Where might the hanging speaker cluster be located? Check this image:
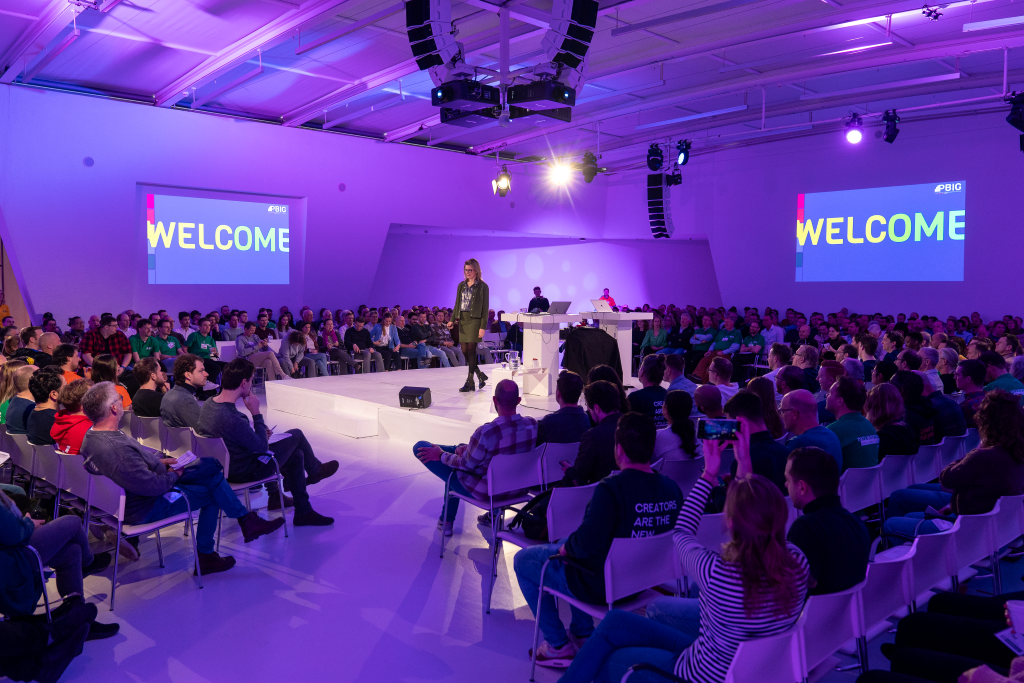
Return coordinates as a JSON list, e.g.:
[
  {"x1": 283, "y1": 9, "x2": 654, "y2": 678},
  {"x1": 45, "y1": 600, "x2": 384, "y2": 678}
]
[
  {"x1": 406, "y1": 0, "x2": 464, "y2": 86},
  {"x1": 648, "y1": 174, "x2": 674, "y2": 239},
  {"x1": 541, "y1": 0, "x2": 599, "y2": 89}
]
